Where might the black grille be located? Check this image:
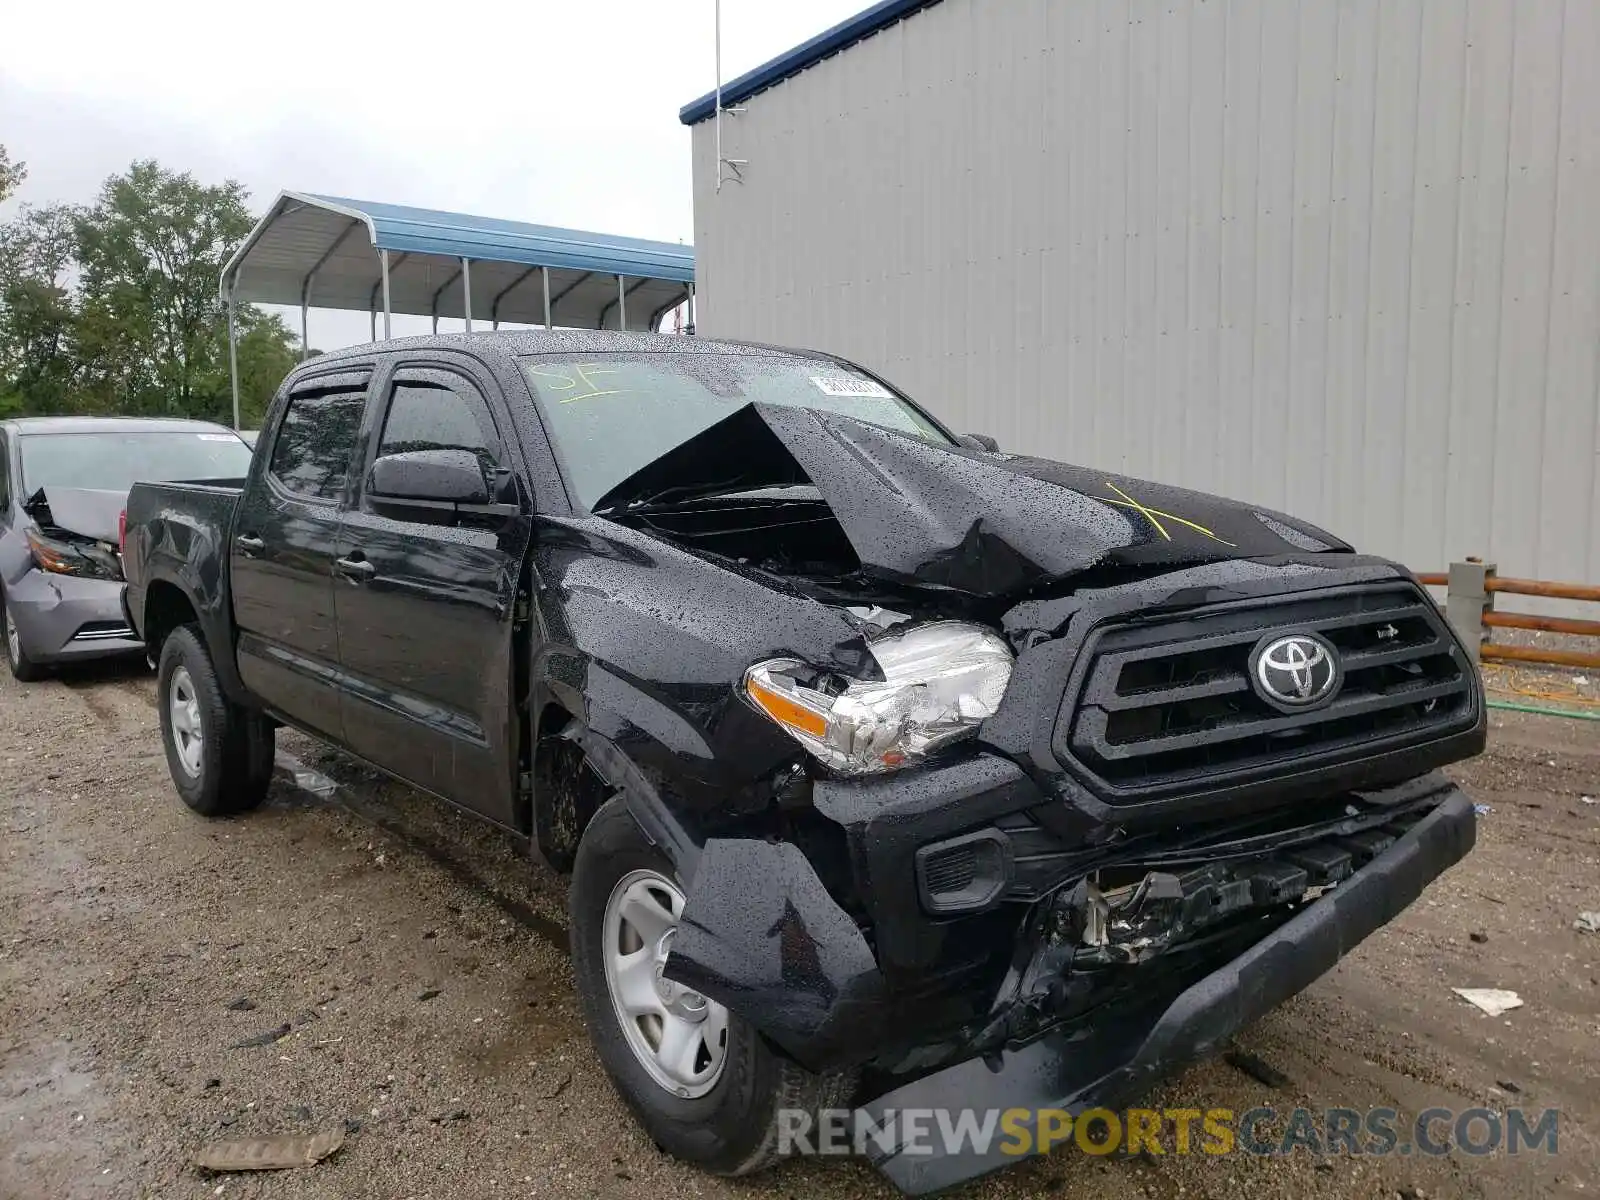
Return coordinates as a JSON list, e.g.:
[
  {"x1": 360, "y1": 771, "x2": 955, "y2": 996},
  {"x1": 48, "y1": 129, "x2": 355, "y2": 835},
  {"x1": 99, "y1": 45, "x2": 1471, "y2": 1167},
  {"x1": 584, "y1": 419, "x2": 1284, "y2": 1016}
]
[{"x1": 1057, "y1": 583, "x2": 1476, "y2": 801}]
